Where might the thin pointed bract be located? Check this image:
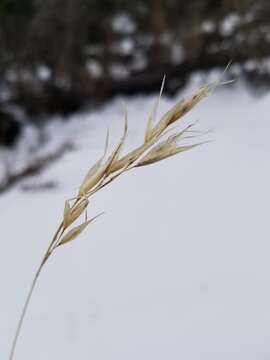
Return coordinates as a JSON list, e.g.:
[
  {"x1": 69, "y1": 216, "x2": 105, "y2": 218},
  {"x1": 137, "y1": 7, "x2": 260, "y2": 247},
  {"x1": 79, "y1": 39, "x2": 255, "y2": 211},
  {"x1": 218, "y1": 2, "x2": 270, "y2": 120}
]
[
  {"x1": 137, "y1": 143, "x2": 204, "y2": 167},
  {"x1": 78, "y1": 132, "x2": 110, "y2": 196},
  {"x1": 106, "y1": 107, "x2": 128, "y2": 173},
  {"x1": 145, "y1": 74, "x2": 166, "y2": 143},
  {"x1": 65, "y1": 198, "x2": 89, "y2": 229},
  {"x1": 63, "y1": 200, "x2": 71, "y2": 228}
]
